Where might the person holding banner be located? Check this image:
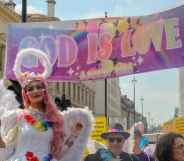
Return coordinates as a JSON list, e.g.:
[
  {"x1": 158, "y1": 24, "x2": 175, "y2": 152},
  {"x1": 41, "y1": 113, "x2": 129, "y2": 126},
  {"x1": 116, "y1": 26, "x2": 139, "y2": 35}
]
[
  {"x1": 0, "y1": 48, "x2": 94, "y2": 161},
  {"x1": 84, "y1": 123, "x2": 139, "y2": 161}
]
